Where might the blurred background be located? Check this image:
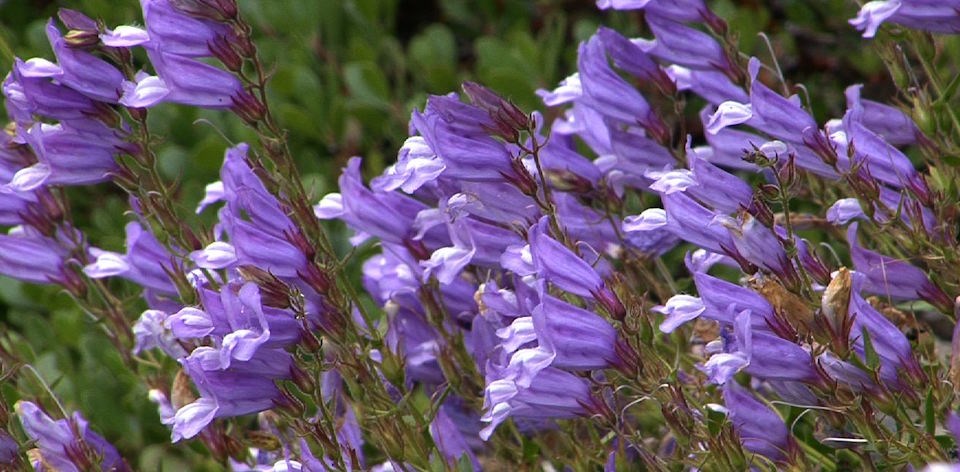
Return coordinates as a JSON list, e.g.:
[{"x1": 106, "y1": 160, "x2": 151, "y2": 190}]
[{"x1": 0, "y1": 0, "x2": 889, "y2": 468}]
